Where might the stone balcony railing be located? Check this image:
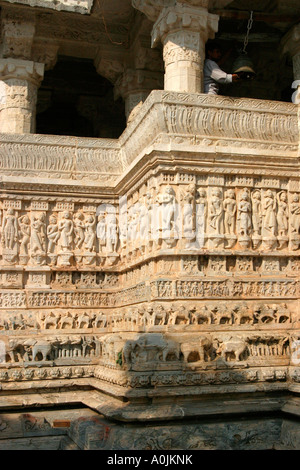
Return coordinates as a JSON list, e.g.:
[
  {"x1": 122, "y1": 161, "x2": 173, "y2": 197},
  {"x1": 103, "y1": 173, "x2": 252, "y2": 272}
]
[
  {"x1": 0, "y1": 91, "x2": 298, "y2": 191},
  {"x1": 1, "y1": 0, "x2": 94, "y2": 14}
]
